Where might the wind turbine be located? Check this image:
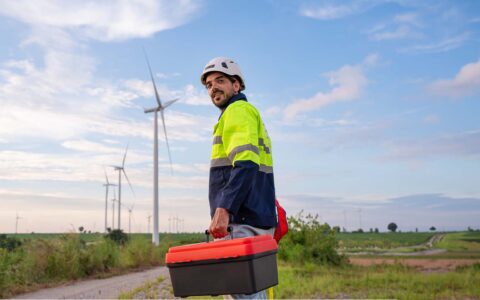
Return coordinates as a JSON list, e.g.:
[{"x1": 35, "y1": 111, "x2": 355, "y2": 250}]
[
  {"x1": 147, "y1": 215, "x2": 152, "y2": 234},
  {"x1": 103, "y1": 170, "x2": 116, "y2": 233},
  {"x1": 357, "y1": 208, "x2": 363, "y2": 230},
  {"x1": 127, "y1": 204, "x2": 134, "y2": 234},
  {"x1": 143, "y1": 51, "x2": 178, "y2": 246},
  {"x1": 111, "y1": 189, "x2": 117, "y2": 230},
  {"x1": 111, "y1": 145, "x2": 135, "y2": 231},
  {"x1": 15, "y1": 212, "x2": 21, "y2": 234}
]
